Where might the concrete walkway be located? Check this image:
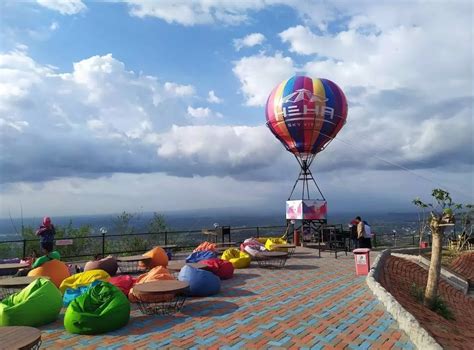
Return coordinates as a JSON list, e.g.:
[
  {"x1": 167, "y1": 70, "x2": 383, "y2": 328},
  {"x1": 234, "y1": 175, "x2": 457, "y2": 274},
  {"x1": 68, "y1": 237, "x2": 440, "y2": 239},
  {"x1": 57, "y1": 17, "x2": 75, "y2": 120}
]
[{"x1": 40, "y1": 248, "x2": 414, "y2": 349}]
